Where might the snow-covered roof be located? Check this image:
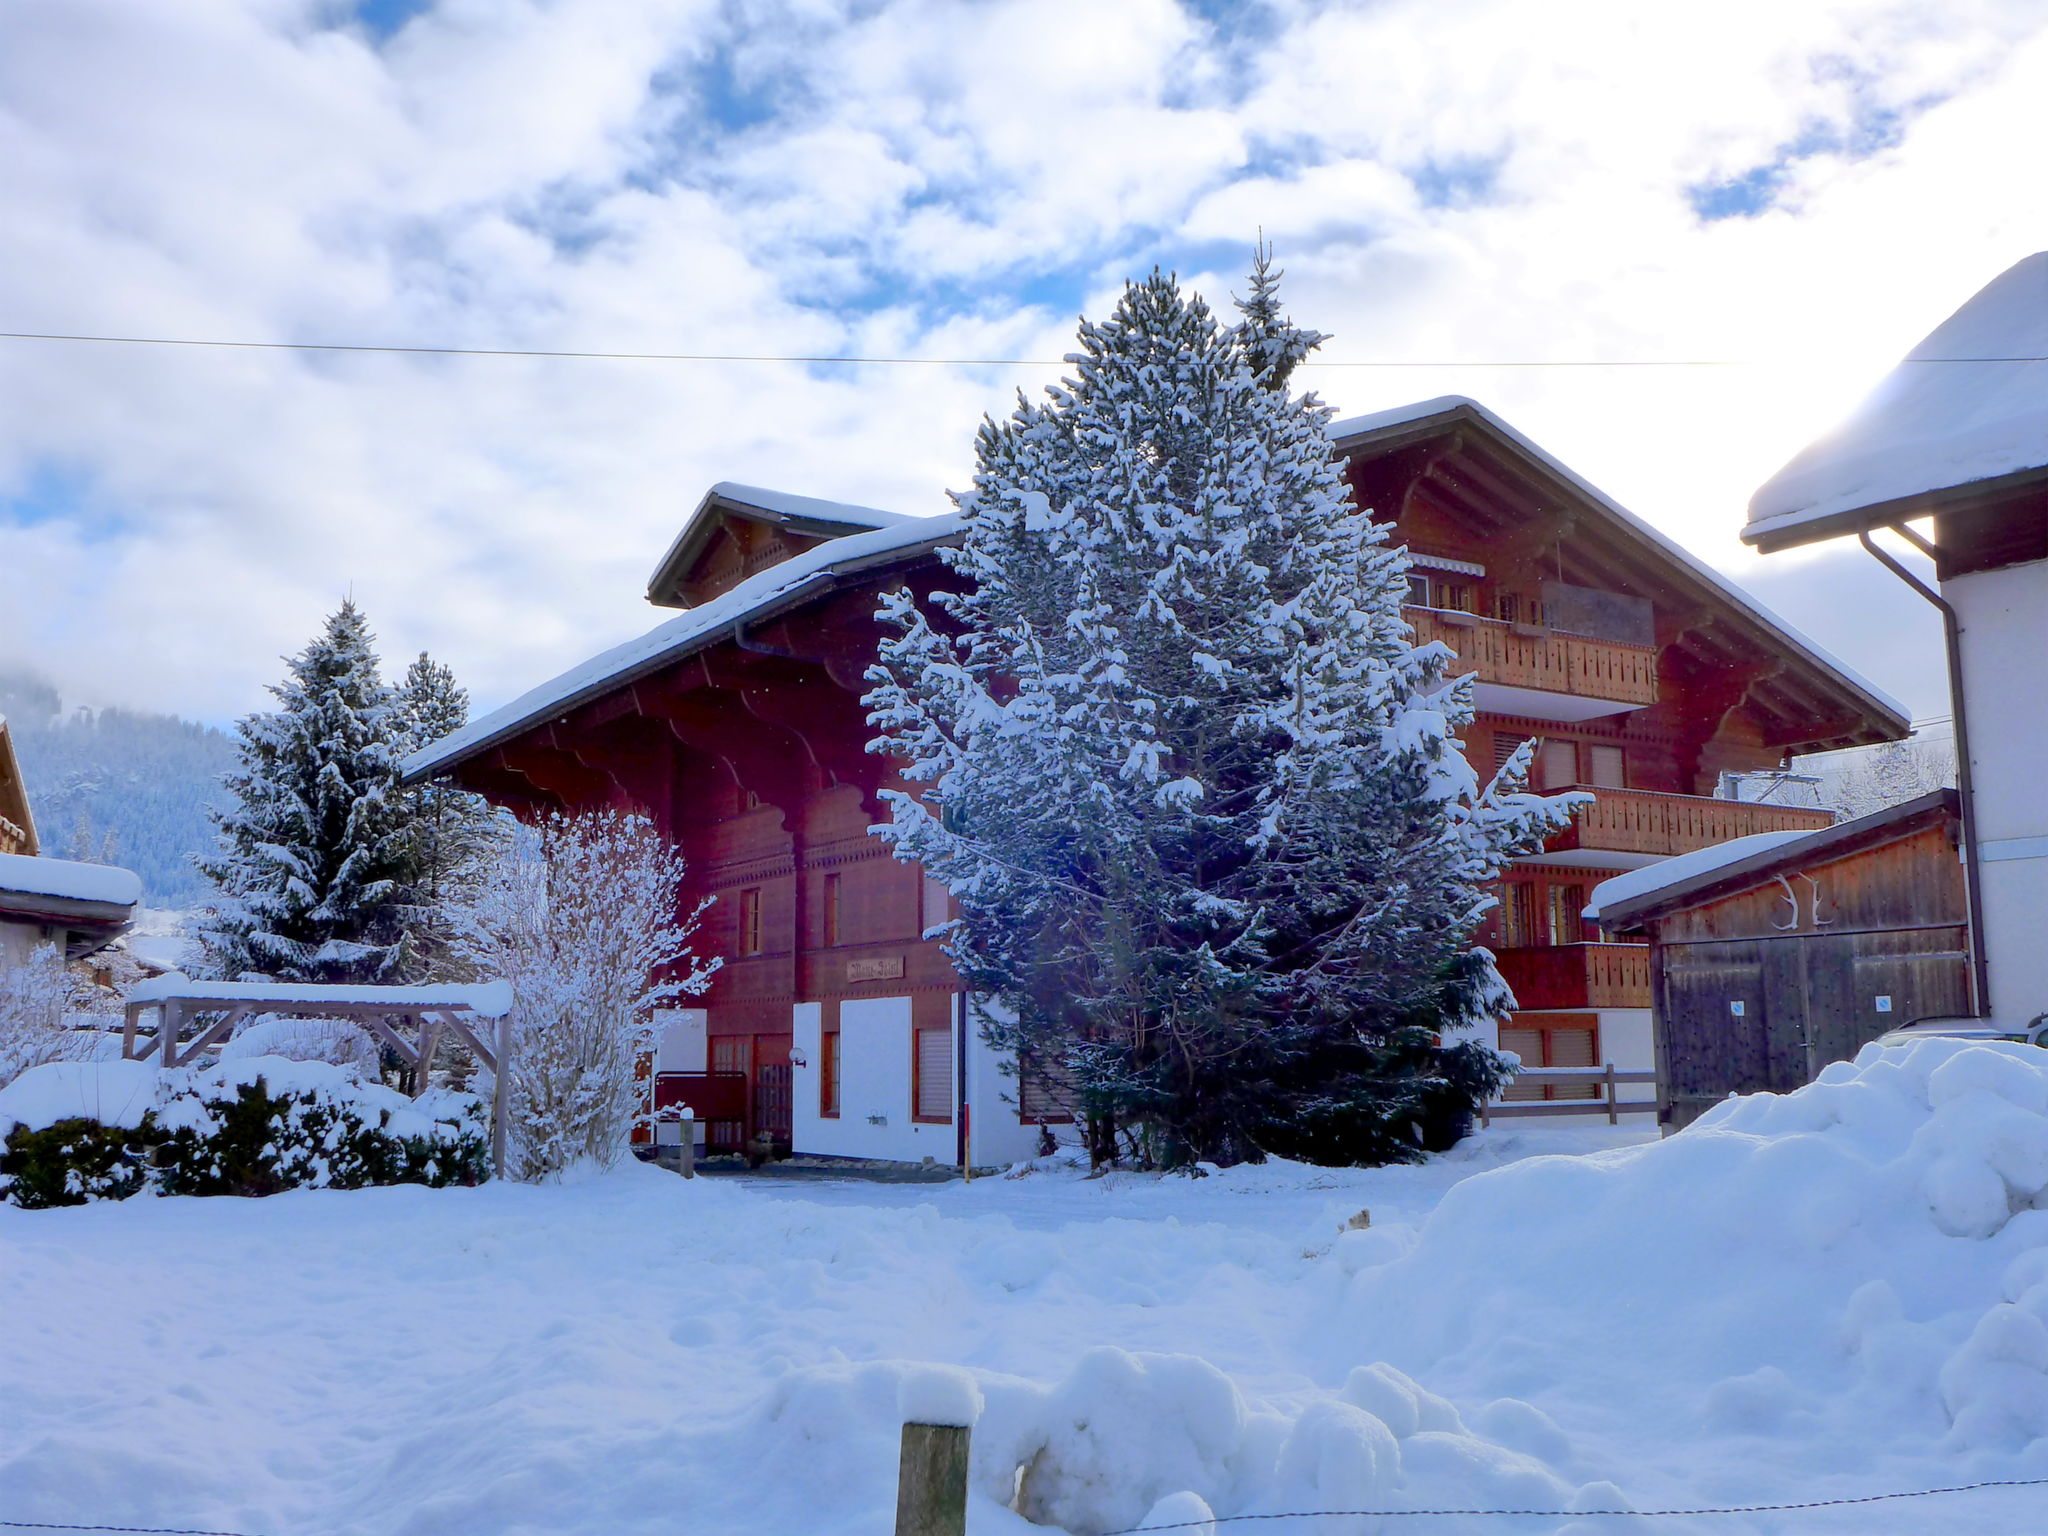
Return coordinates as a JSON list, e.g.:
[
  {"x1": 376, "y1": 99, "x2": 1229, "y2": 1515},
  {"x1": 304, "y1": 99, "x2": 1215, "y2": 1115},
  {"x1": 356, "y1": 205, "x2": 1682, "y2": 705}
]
[
  {"x1": 1330, "y1": 396, "x2": 1909, "y2": 734},
  {"x1": 406, "y1": 512, "x2": 963, "y2": 782},
  {"x1": 1585, "y1": 787, "x2": 1959, "y2": 930},
  {"x1": 645, "y1": 481, "x2": 915, "y2": 607},
  {"x1": 127, "y1": 972, "x2": 514, "y2": 1018},
  {"x1": 1582, "y1": 832, "x2": 1810, "y2": 925},
  {"x1": 705, "y1": 483, "x2": 909, "y2": 531},
  {"x1": 1746, "y1": 252, "x2": 2048, "y2": 551},
  {"x1": 0, "y1": 850, "x2": 143, "y2": 911}
]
